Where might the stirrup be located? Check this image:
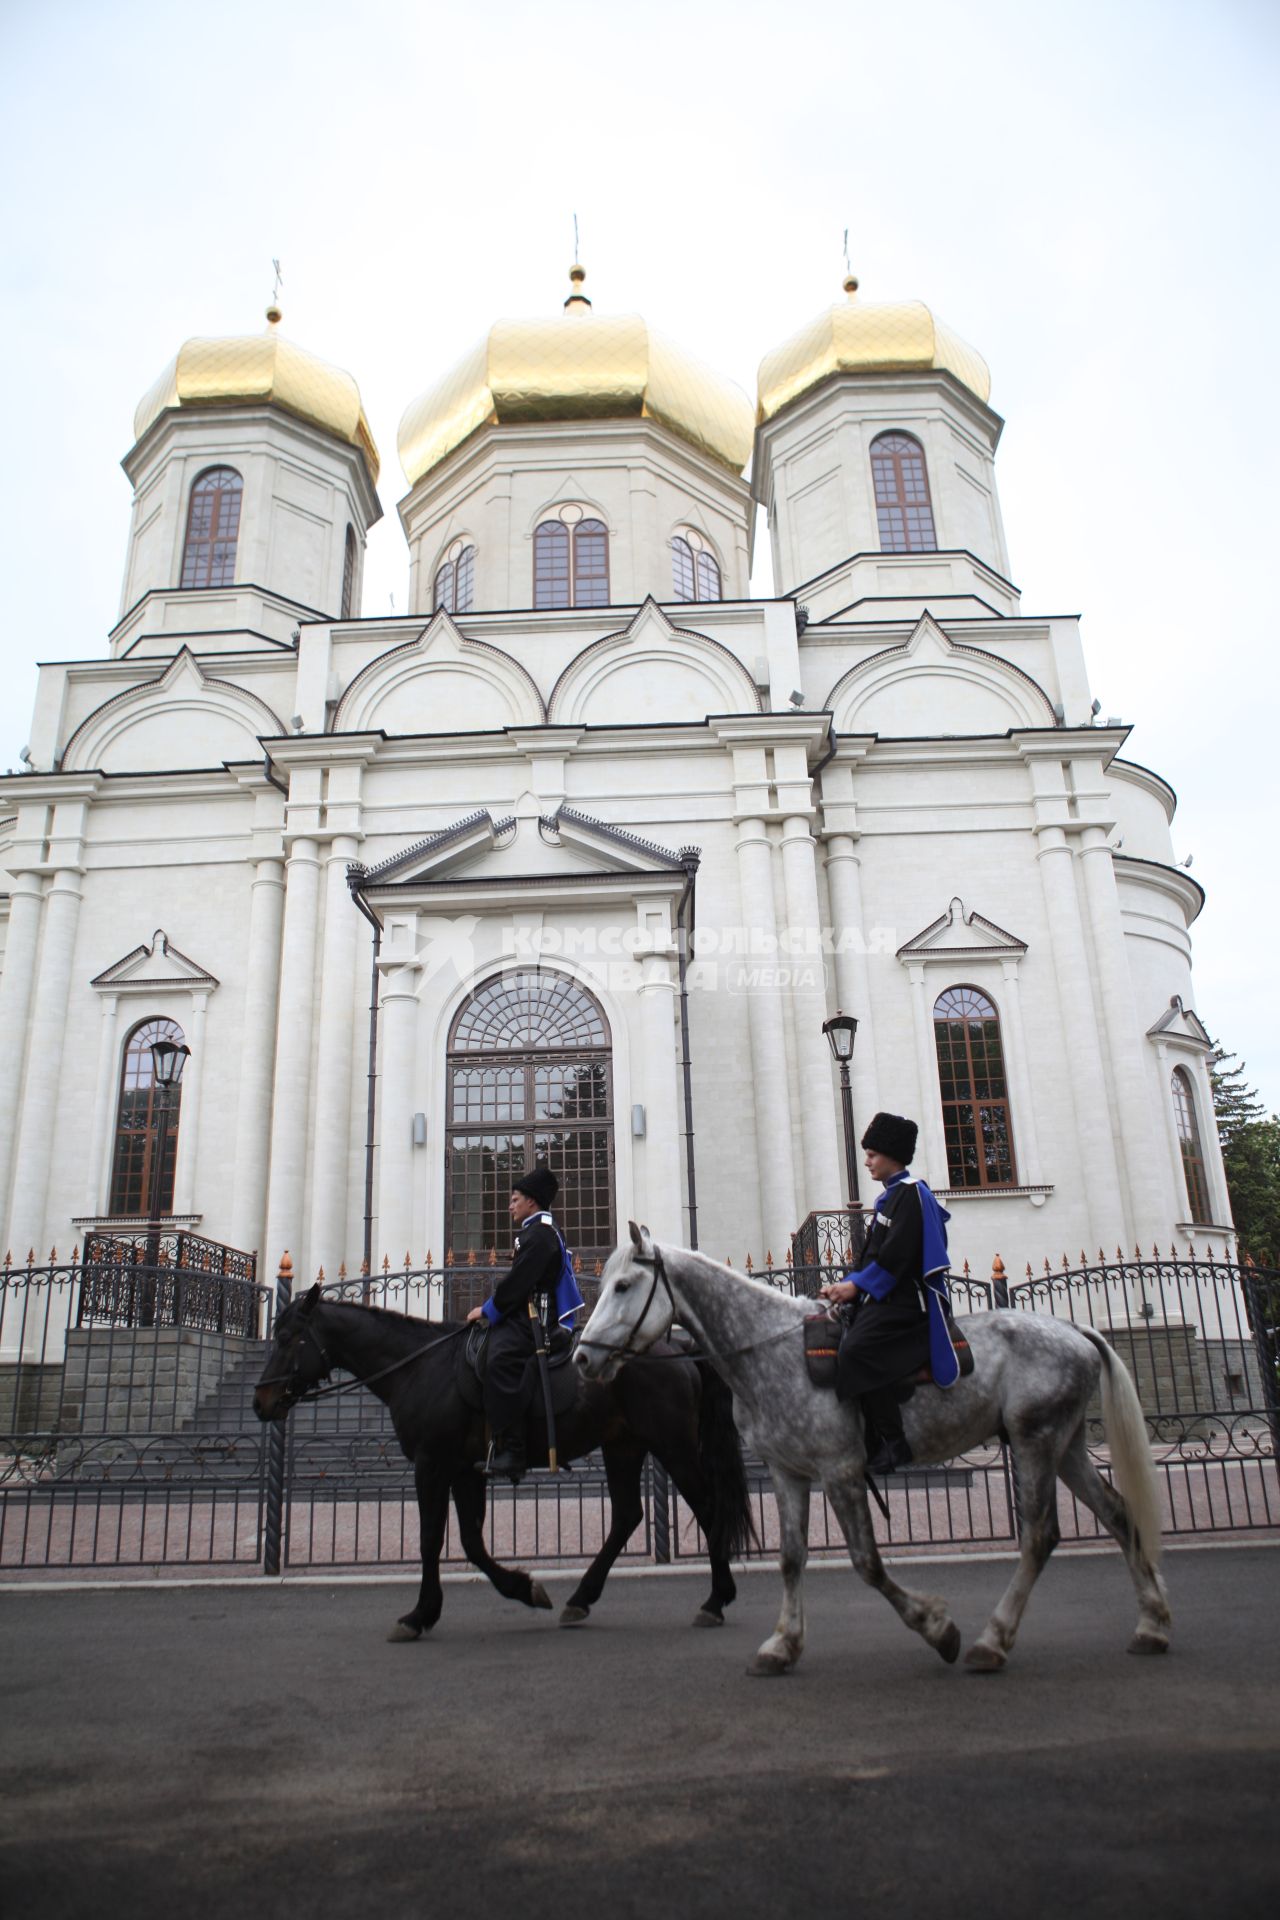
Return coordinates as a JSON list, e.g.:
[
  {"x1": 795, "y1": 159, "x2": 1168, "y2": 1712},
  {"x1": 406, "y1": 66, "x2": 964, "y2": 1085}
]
[
  {"x1": 480, "y1": 1440, "x2": 527, "y2": 1485},
  {"x1": 866, "y1": 1437, "x2": 913, "y2": 1475}
]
